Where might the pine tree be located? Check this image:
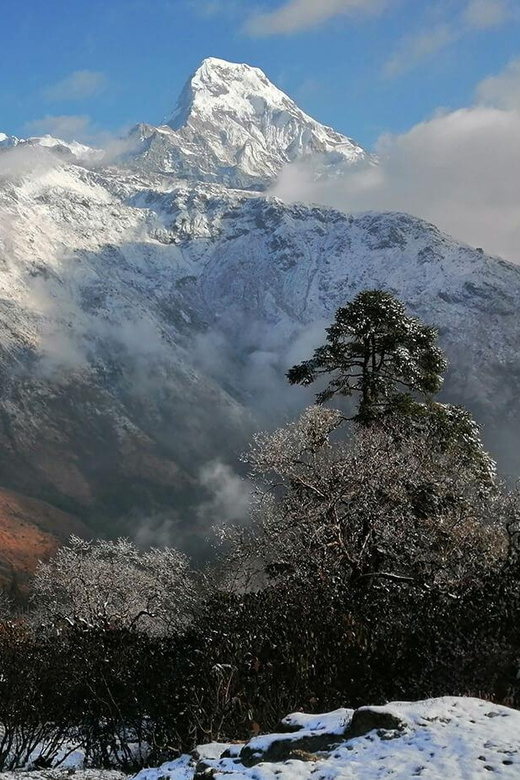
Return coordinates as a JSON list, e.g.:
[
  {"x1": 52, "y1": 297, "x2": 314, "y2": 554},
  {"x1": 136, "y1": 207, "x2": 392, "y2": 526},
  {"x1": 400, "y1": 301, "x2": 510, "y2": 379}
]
[{"x1": 287, "y1": 289, "x2": 447, "y2": 423}]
